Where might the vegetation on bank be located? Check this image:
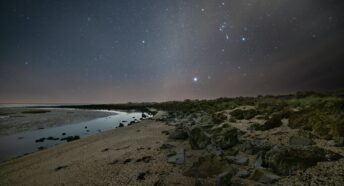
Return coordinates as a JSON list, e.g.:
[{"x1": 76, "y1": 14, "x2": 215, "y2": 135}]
[{"x1": 57, "y1": 90, "x2": 344, "y2": 139}]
